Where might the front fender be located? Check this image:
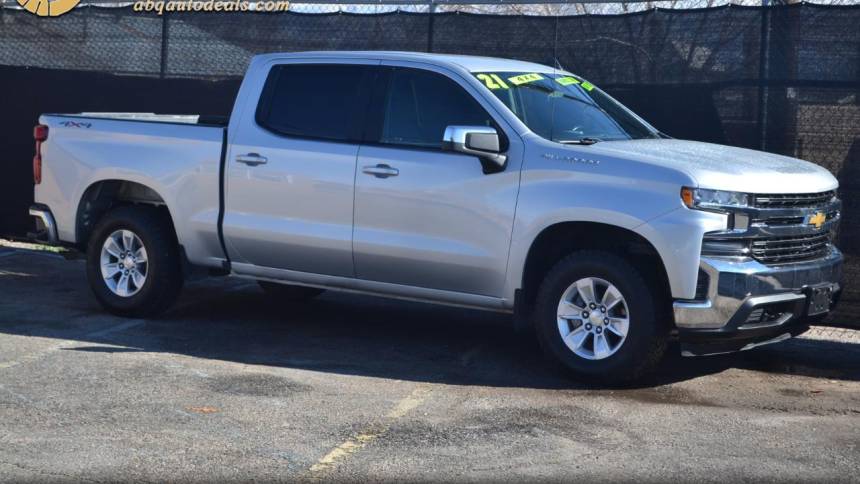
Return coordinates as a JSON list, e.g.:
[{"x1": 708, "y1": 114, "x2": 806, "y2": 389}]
[
  {"x1": 634, "y1": 208, "x2": 727, "y2": 299},
  {"x1": 504, "y1": 143, "x2": 700, "y2": 303}
]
